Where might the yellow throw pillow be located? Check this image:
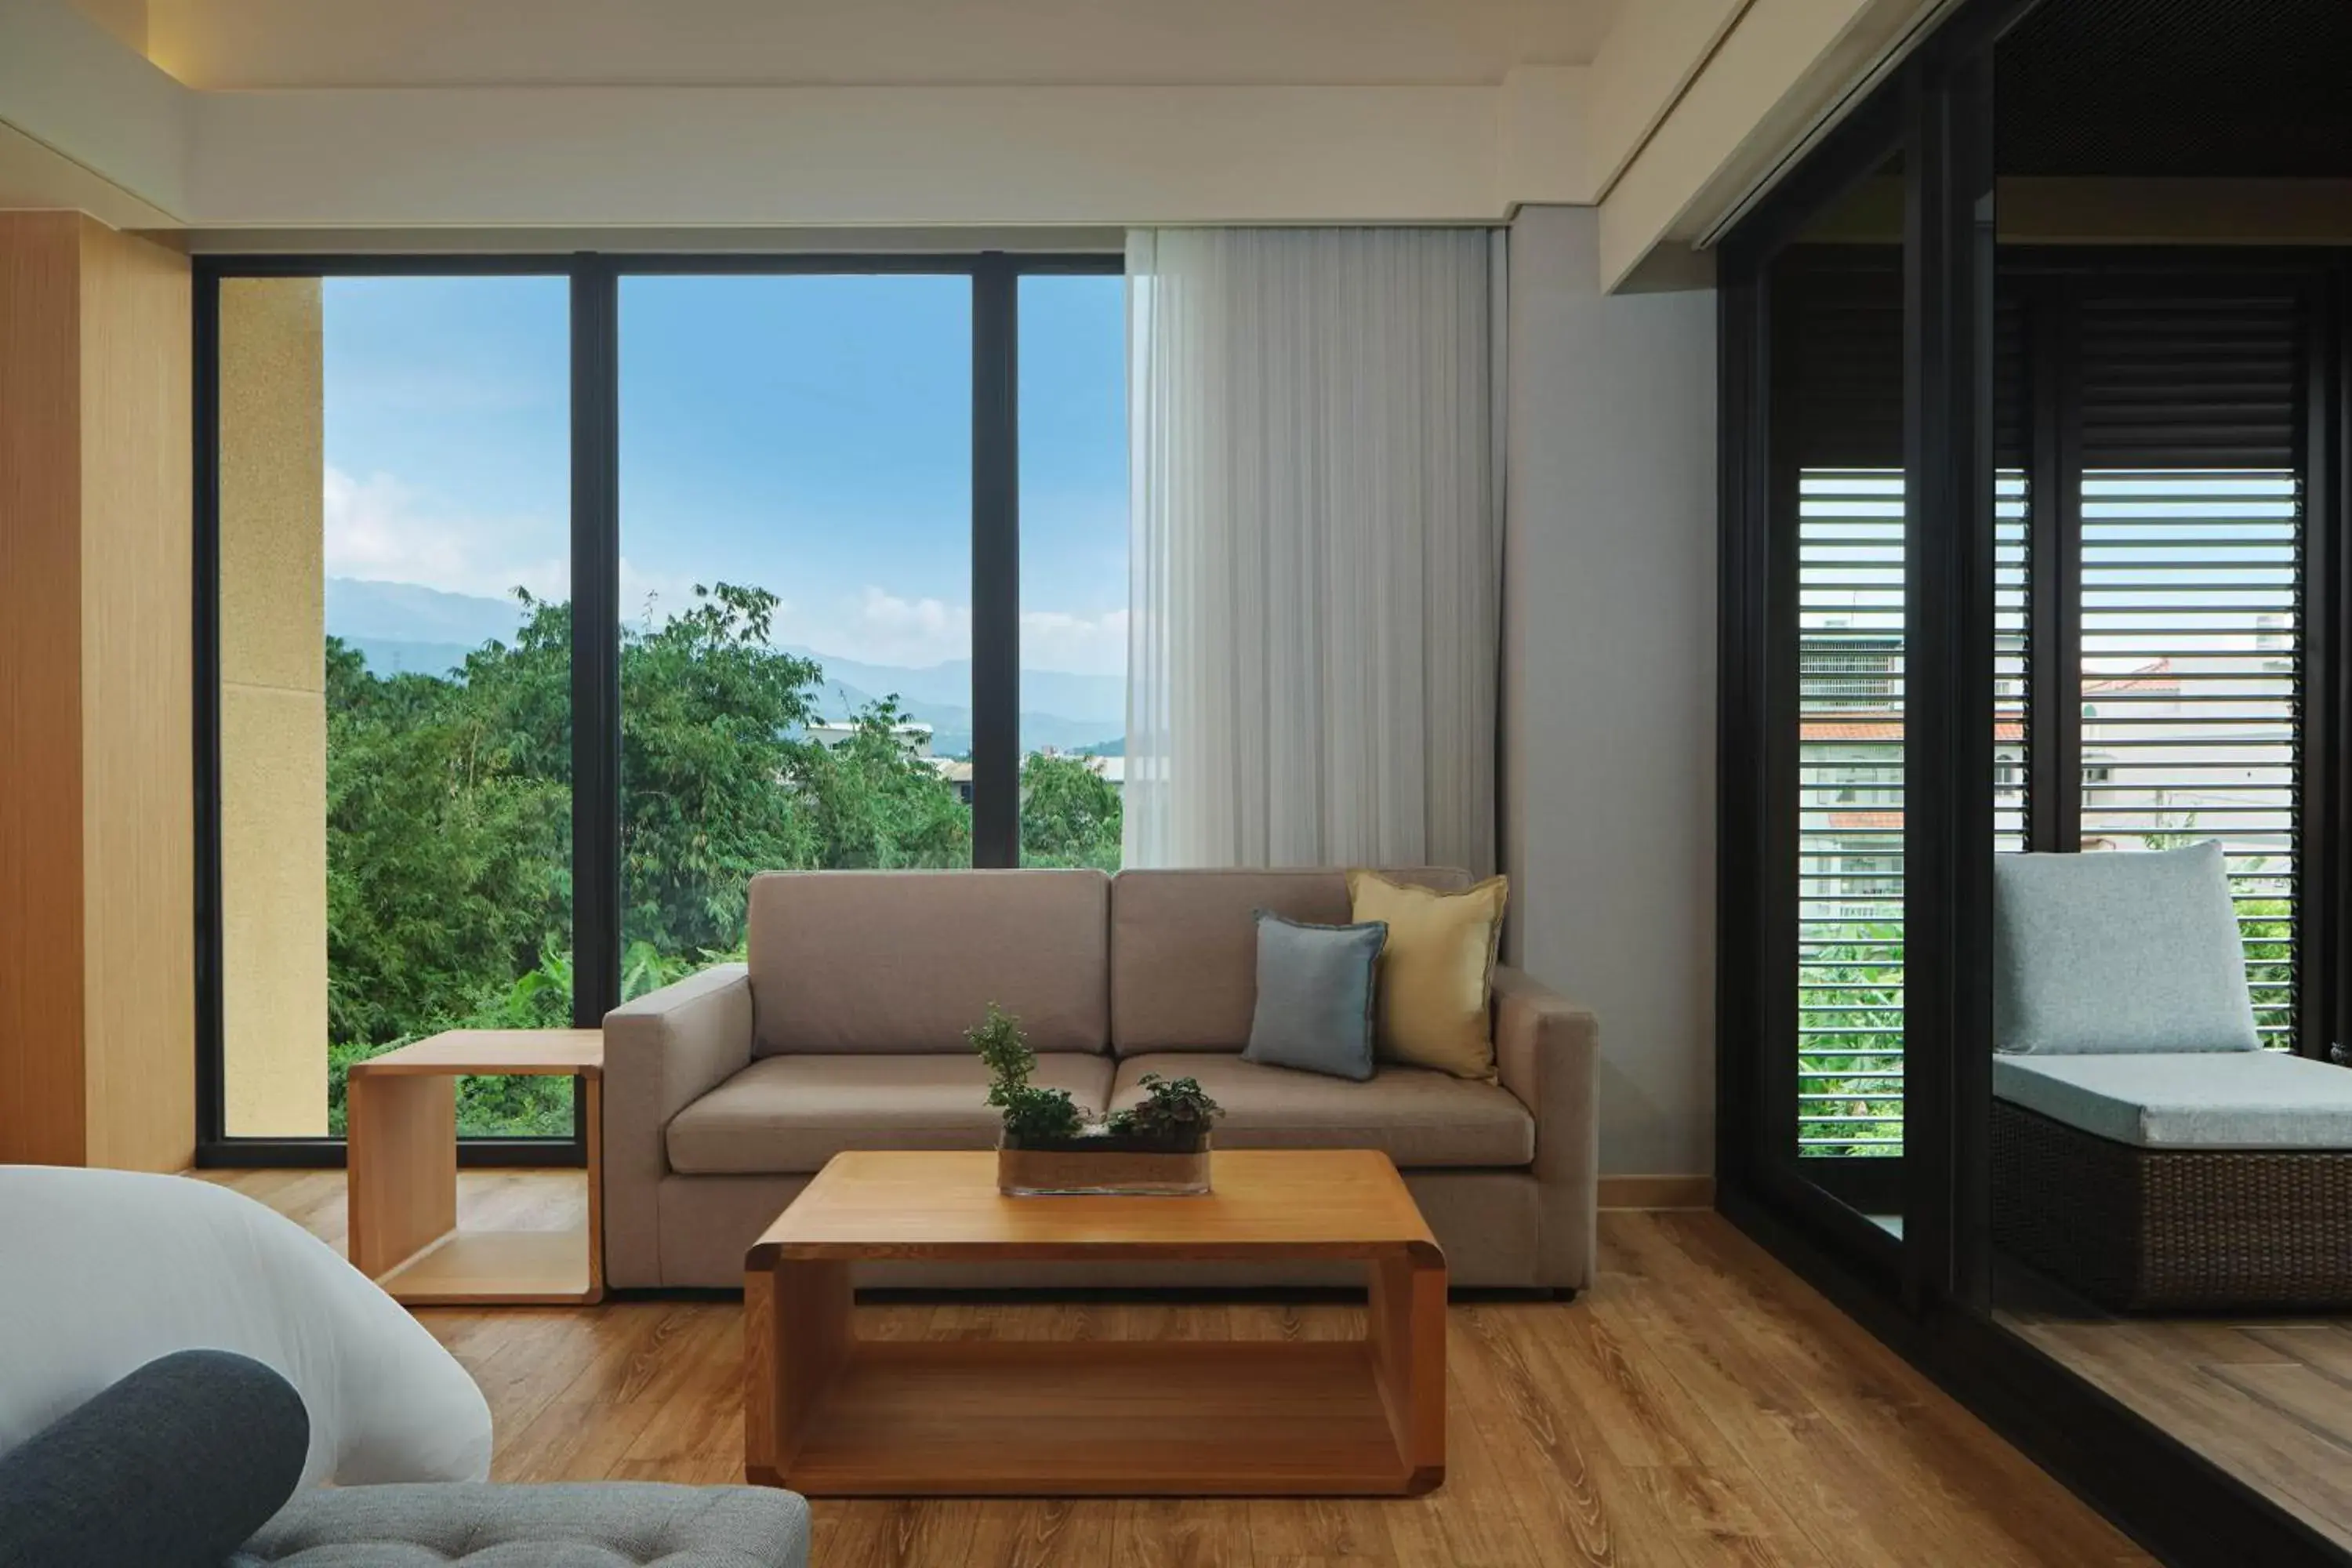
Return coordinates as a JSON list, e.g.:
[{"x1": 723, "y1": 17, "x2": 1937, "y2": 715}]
[{"x1": 1348, "y1": 869, "x2": 1508, "y2": 1080}]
